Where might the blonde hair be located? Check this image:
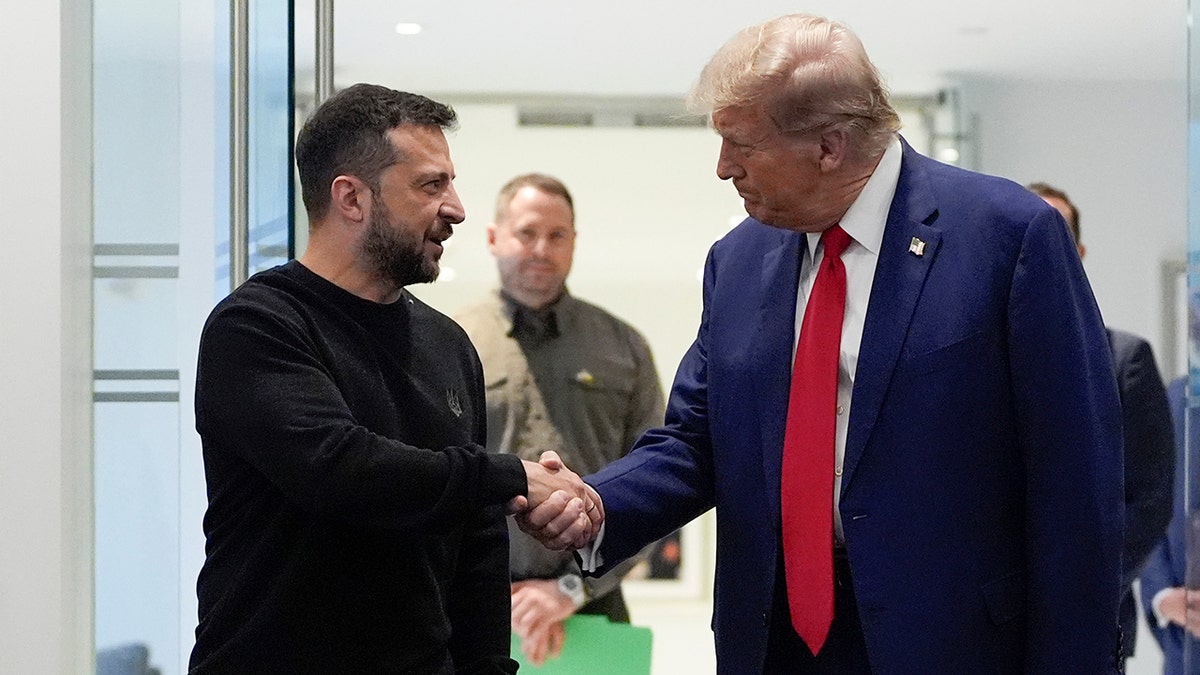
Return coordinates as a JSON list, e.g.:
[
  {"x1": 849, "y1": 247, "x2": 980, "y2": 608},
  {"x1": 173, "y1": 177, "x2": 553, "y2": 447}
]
[{"x1": 688, "y1": 14, "x2": 900, "y2": 156}]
